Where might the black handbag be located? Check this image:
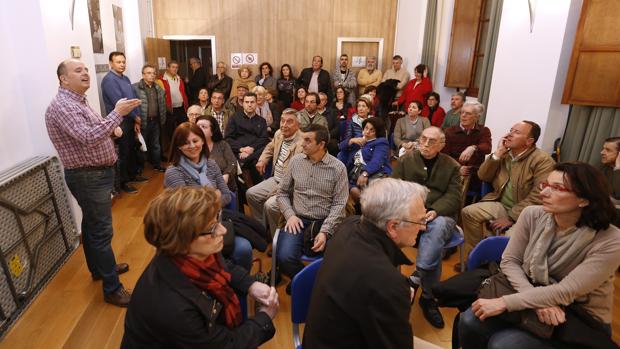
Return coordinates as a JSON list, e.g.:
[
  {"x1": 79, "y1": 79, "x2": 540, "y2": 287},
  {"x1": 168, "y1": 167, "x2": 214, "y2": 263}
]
[
  {"x1": 478, "y1": 271, "x2": 554, "y2": 339},
  {"x1": 348, "y1": 163, "x2": 364, "y2": 181}
]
